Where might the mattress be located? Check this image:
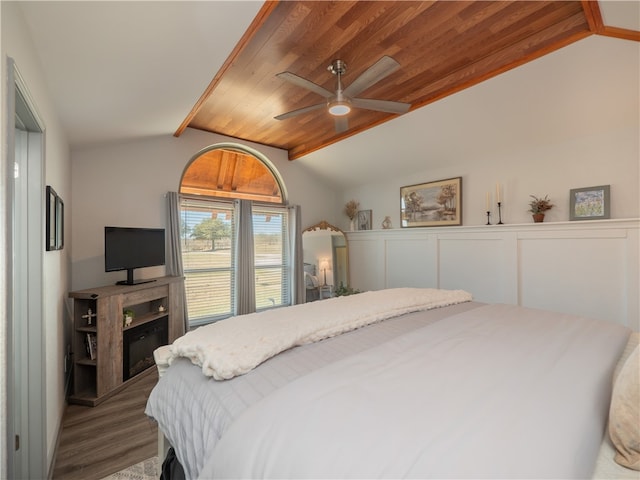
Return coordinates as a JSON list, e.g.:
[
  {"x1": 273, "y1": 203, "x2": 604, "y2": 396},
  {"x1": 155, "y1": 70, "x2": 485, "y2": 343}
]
[{"x1": 146, "y1": 300, "x2": 633, "y2": 479}]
